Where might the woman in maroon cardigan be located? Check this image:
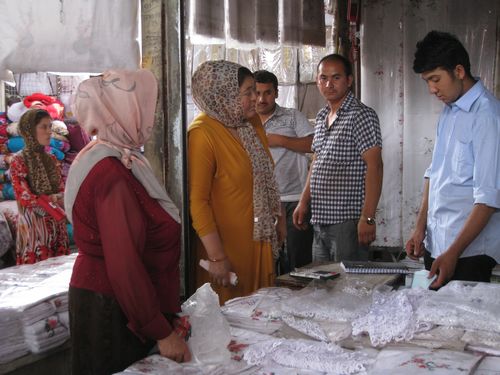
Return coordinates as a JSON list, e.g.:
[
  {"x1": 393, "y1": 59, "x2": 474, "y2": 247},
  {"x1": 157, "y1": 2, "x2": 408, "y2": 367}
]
[{"x1": 65, "y1": 69, "x2": 190, "y2": 374}]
